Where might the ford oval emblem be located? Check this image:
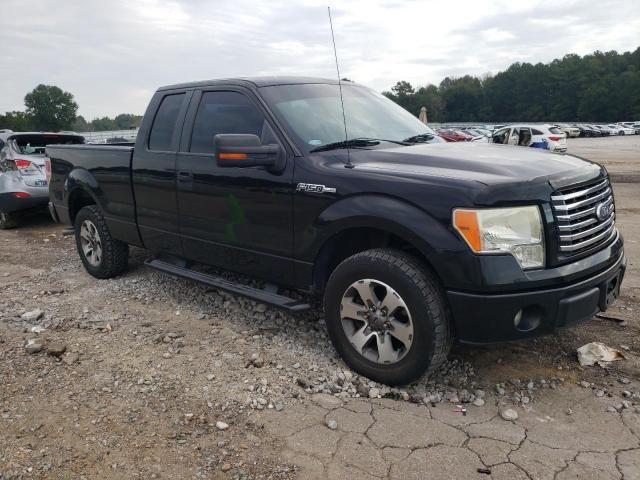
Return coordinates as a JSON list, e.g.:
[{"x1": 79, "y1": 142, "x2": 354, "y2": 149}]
[{"x1": 595, "y1": 202, "x2": 611, "y2": 221}]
